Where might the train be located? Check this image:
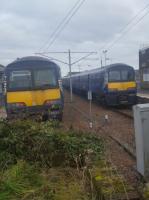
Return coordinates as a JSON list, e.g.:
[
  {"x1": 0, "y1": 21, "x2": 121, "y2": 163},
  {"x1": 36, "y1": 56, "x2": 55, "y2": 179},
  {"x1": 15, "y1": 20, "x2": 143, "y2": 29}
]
[
  {"x1": 4, "y1": 56, "x2": 64, "y2": 120},
  {"x1": 63, "y1": 63, "x2": 137, "y2": 106}
]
